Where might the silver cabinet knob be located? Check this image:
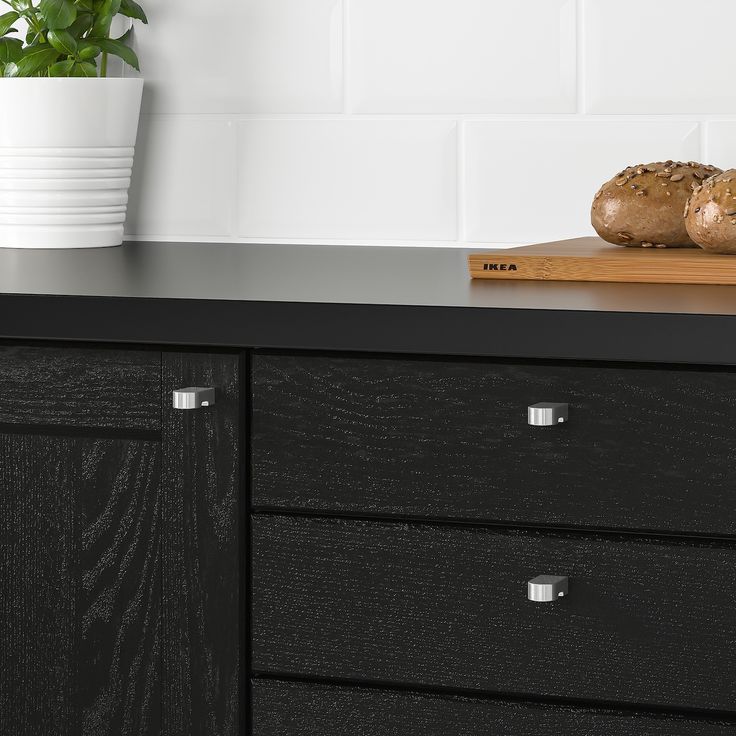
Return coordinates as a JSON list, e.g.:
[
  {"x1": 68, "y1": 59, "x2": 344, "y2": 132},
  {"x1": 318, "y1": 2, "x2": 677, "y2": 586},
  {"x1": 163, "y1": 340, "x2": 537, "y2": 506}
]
[
  {"x1": 173, "y1": 386, "x2": 216, "y2": 410},
  {"x1": 528, "y1": 402, "x2": 568, "y2": 426},
  {"x1": 527, "y1": 575, "x2": 569, "y2": 602}
]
